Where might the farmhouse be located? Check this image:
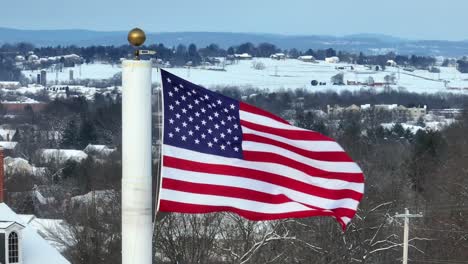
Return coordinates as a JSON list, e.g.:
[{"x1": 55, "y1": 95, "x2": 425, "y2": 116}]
[
  {"x1": 270, "y1": 53, "x2": 285, "y2": 60},
  {"x1": 233, "y1": 53, "x2": 253, "y2": 60},
  {"x1": 325, "y1": 56, "x2": 340, "y2": 63},
  {"x1": 297, "y1": 55, "x2": 316, "y2": 62},
  {"x1": 387, "y1": 60, "x2": 398, "y2": 67}
]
